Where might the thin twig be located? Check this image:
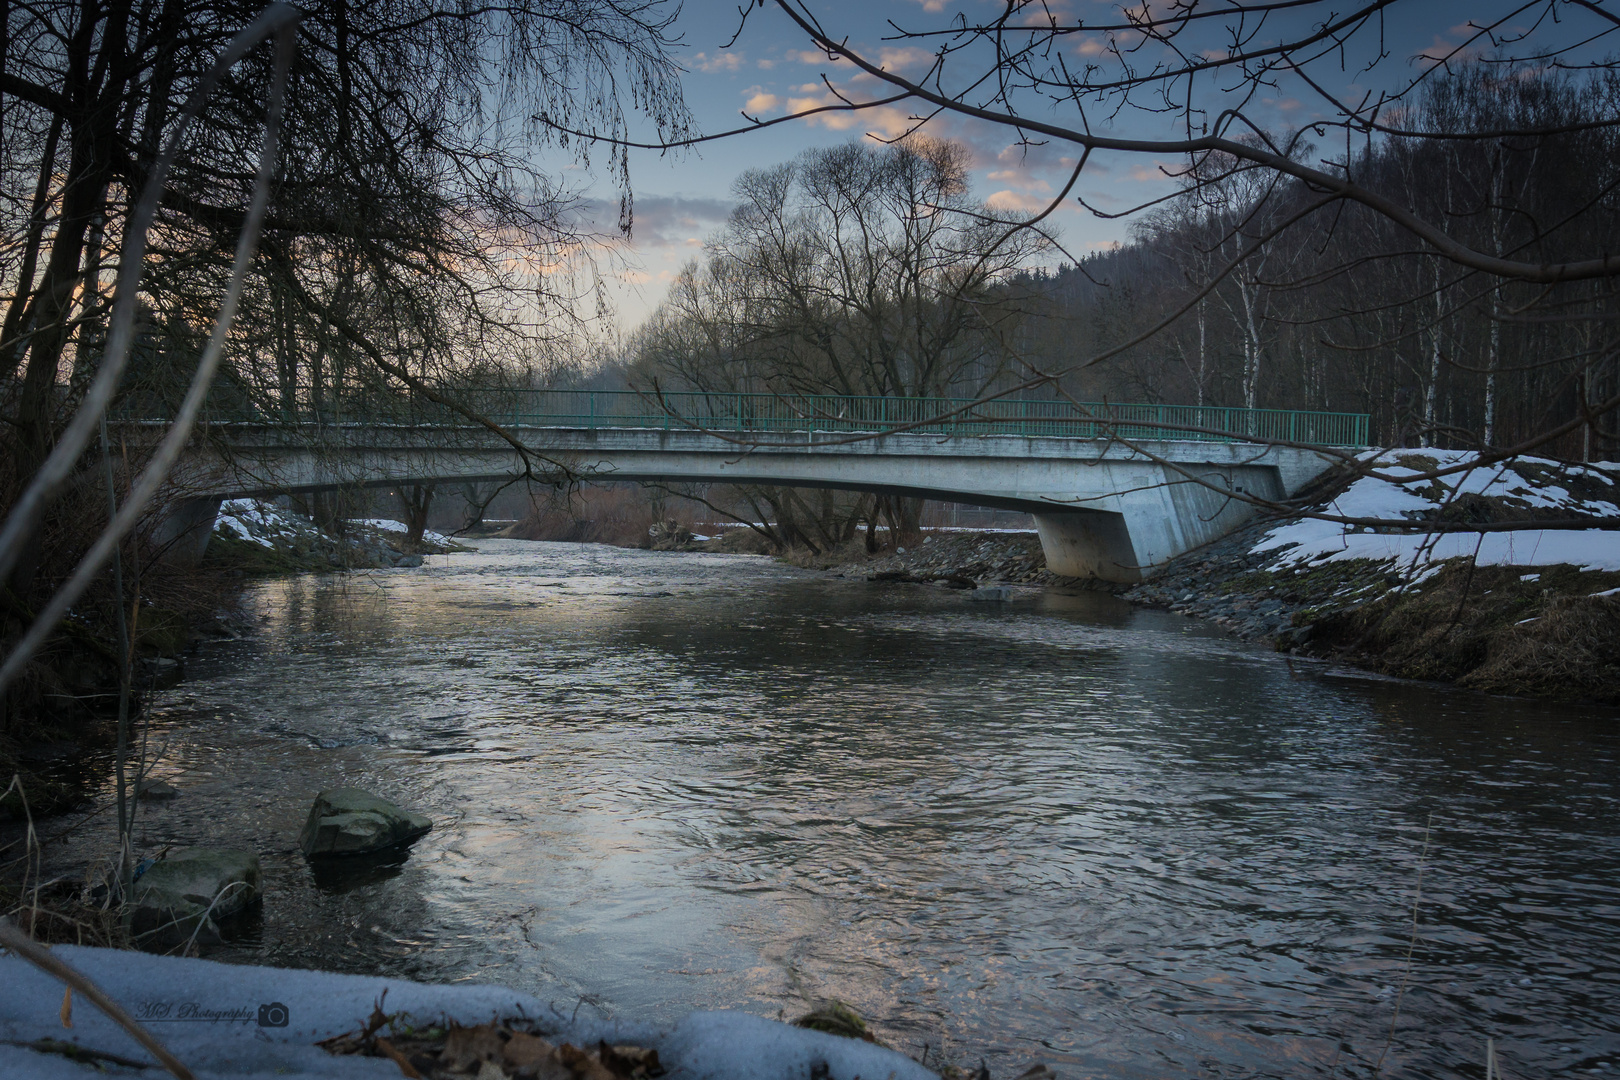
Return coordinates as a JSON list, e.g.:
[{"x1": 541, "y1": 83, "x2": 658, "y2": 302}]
[
  {"x1": 0, "y1": 917, "x2": 195, "y2": 1080},
  {"x1": 1373, "y1": 813, "x2": 1434, "y2": 1076}
]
